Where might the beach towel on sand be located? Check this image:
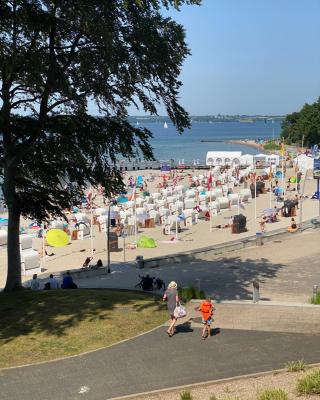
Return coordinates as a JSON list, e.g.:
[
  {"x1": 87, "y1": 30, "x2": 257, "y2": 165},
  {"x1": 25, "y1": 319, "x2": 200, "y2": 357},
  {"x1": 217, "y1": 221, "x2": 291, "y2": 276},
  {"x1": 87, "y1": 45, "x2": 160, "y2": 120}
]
[{"x1": 137, "y1": 235, "x2": 157, "y2": 248}]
